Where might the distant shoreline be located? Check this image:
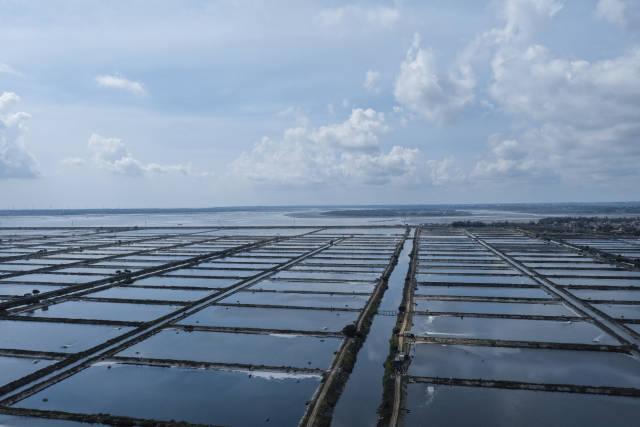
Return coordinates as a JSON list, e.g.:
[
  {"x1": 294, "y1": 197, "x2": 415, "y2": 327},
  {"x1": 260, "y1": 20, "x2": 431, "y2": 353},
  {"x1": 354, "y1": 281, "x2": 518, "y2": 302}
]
[
  {"x1": 1, "y1": 202, "x2": 640, "y2": 217},
  {"x1": 288, "y1": 209, "x2": 469, "y2": 218}
]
